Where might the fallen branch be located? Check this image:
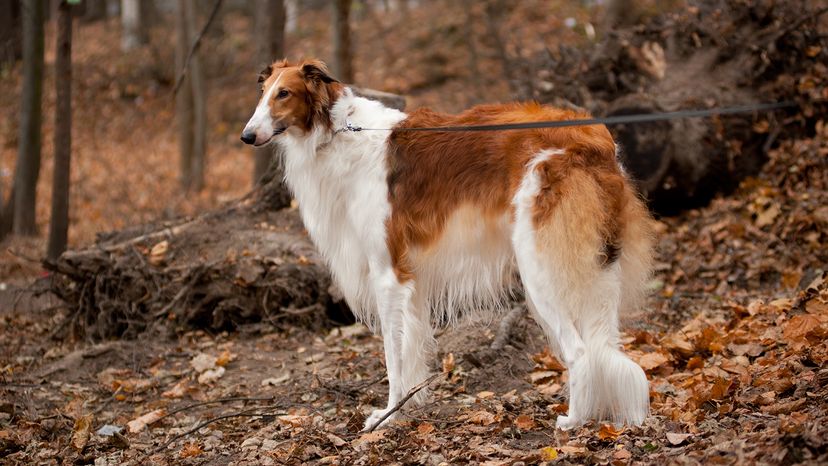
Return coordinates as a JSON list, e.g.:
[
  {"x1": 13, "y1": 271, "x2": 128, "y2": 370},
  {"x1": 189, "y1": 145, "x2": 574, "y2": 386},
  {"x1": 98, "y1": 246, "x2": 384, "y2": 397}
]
[
  {"x1": 149, "y1": 405, "x2": 286, "y2": 455},
  {"x1": 367, "y1": 372, "x2": 444, "y2": 432},
  {"x1": 156, "y1": 395, "x2": 279, "y2": 423}
]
